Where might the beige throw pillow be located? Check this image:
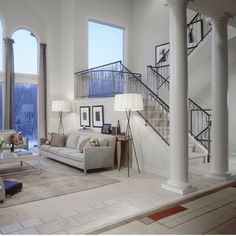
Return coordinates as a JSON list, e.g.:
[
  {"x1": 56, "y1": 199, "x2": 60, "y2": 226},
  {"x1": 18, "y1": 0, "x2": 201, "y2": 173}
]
[
  {"x1": 85, "y1": 138, "x2": 99, "y2": 148},
  {"x1": 50, "y1": 133, "x2": 66, "y2": 147}
]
